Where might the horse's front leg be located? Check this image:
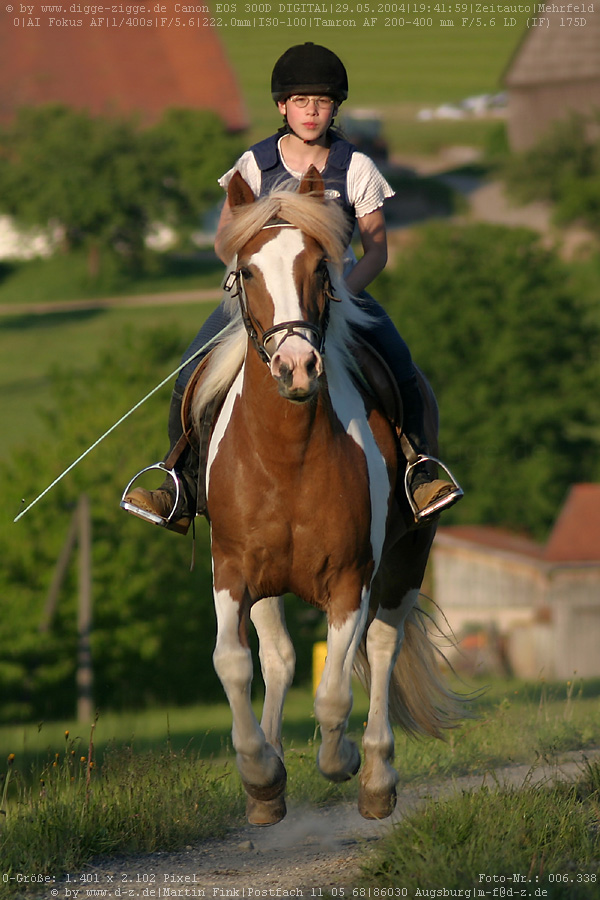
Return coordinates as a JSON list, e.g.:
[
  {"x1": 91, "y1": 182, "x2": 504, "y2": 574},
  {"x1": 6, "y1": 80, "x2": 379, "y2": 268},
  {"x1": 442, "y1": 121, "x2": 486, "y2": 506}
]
[
  {"x1": 358, "y1": 594, "x2": 417, "y2": 820},
  {"x1": 212, "y1": 584, "x2": 287, "y2": 826},
  {"x1": 250, "y1": 596, "x2": 296, "y2": 757},
  {"x1": 314, "y1": 586, "x2": 370, "y2": 783}
]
